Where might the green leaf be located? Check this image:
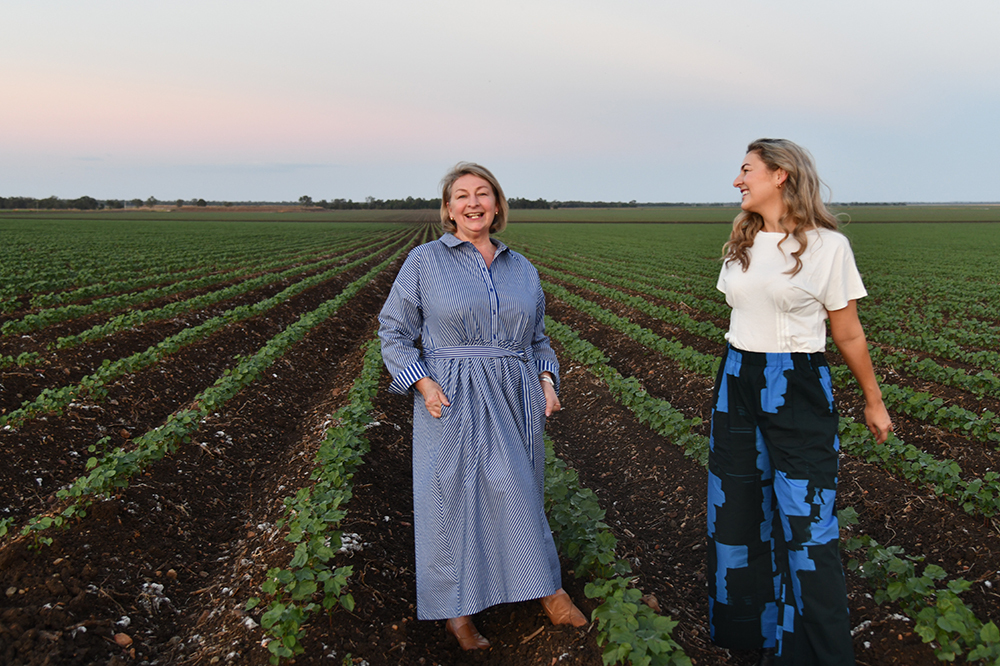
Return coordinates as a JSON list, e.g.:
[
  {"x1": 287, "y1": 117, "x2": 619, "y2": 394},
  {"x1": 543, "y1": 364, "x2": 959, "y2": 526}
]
[{"x1": 980, "y1": 621, "x2": 1000, "y2": 643}]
